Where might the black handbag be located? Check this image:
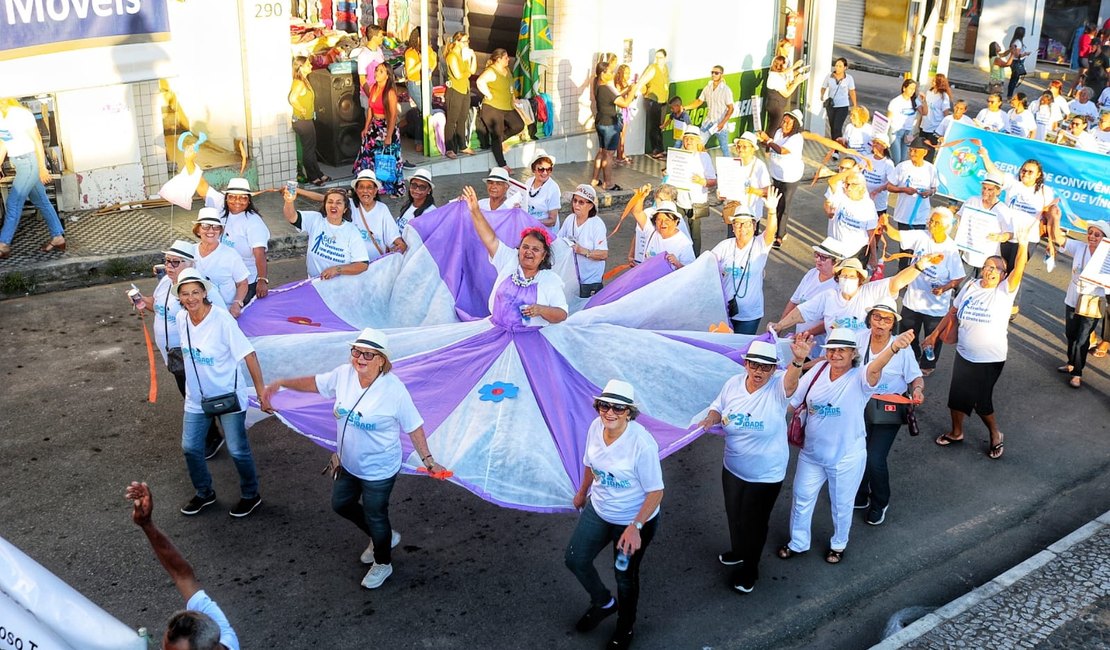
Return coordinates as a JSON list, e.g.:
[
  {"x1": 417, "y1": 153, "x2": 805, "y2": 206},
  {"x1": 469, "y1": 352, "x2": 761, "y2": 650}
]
[
  {"x1": 1012, "y1": 57, "x2": 1027, "y2": 76},
  {"x1": 184, "y1": 316, "x2": 241, "y2": 417},
  {"x1": 864, "y1": 397, "x2": 907, "y2": 425}
]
